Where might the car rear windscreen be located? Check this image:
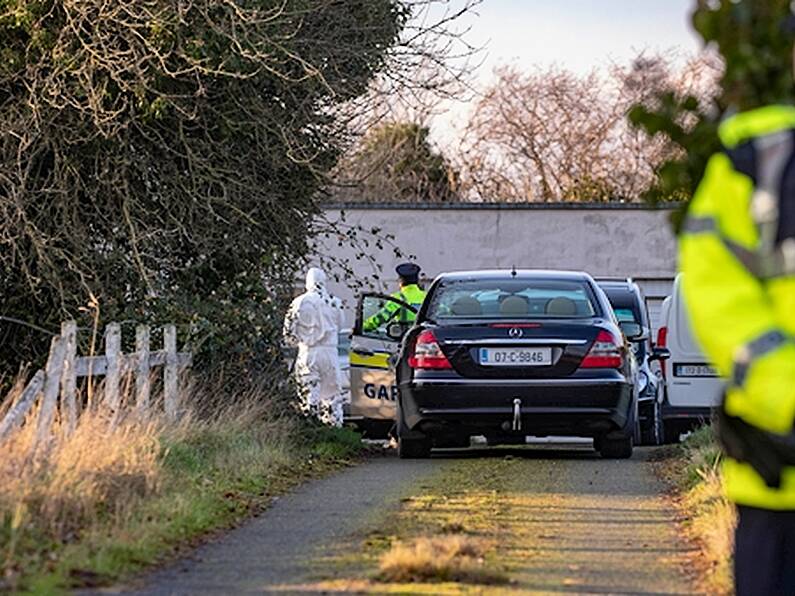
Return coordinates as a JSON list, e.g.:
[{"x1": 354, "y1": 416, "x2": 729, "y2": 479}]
[{"x1": 428, "y1": 279, "x2": 598, "y2": 320}]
